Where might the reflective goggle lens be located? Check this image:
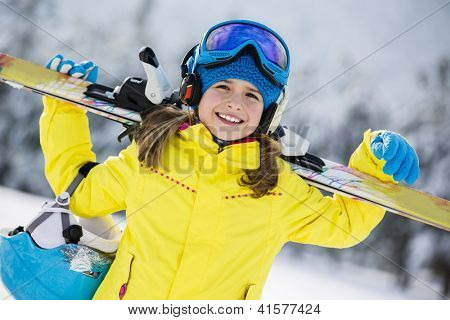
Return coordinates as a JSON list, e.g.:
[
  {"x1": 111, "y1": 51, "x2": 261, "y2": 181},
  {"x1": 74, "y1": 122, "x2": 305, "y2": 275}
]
[{"x1": 205, "y1": 23, "x2": 288, "y2": 70}]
